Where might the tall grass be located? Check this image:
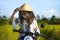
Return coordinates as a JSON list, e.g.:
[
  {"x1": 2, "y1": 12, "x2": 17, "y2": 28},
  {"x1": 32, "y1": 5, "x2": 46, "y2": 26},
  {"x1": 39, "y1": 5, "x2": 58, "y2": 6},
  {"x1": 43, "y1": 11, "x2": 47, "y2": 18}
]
[
  {"x1": 0, "y1": 25, "x2": 19, "y2": 40},
  {"x1": 0, "y1": 24, "x2": 60, "y2": 40},
  {"x1": 39, "y1": 24, "x2": 60, "y2": 40}
]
